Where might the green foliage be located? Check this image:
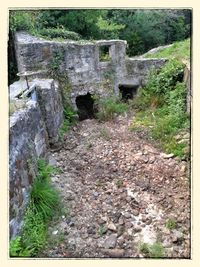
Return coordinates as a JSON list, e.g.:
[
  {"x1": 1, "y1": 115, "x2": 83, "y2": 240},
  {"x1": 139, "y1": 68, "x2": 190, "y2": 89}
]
[
  {"x1": 165, "y1": 218, "x2": 177, "y2": 230},
  {"x1": 96, "y1": 15, "x2": 125, "y2": 39},
  {"x1": 37, "y1": 158, "x2": 59, "y2": 181},
  {"x1": 139, "y1": 242, "x2": 165, "y2": 258},
  {"x1": 95, "y1": 95, "x2": 128, "y2": 121},
  {"x1": 131, "y1": 54, "x2": 189, "y2": 158},
  {"x1": 59, "y1": 105, "x2": 77, "y2": 139},
  {"x1": 48, "y1": 49, "x2": 65, "y2": 73},
  {"x1": 37, "y1": 9, "x2": 103, "y2": 39},
  {"x1": 35, "y1": 27, "x2": 81, "y2": 40},
  {"x1": 145, "y1": 39, "x2": 190, "y2": 61},
  {"x1": 30, "y1": 179, "x2": 59, "y2": 221},
  {"x1": 63, "y1": 105, "x2": 77, "y2": 124},
  {"x1": 10, "y1": 236, "x2": 31, "y2": 257},
  {"x1": 9, "y1": 10, "x2": 36, "y2": 33},
  {"x1": 10, "y1": 159, "x2": 61, "y2": 257},
  {"x1": 21, "y1": 204, "x2": 47, "y2": 256}
]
